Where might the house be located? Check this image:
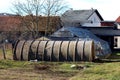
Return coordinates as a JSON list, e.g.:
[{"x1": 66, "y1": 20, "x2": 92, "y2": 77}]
[
  {"x1": 116, "y1": 16, "x2": 120, "y2": 28},
  {"x1": 0, "y1": 14, "x2": 61, "y2": 43},
  {"x1": 115, "y1": 16, "x2": 120, "y2": 48},
  {"x1": 98, "y1": 16, "x2": 120, "y2": 48},
  {"x1": 0, "y1": 15, "x2": 61, "y2": 32},
  {"x1": 101, "y1": 21, "x2": 115, "y2": 27},
  {"x1": 60, "y1": 9, "x2": 118, "y2": 50},
  {"x1": 0, "y1": 15, "x2": 21, "y2": 31},
  {"x1": 61, "y1": 8, "x2": 103, "y2": 27}
]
